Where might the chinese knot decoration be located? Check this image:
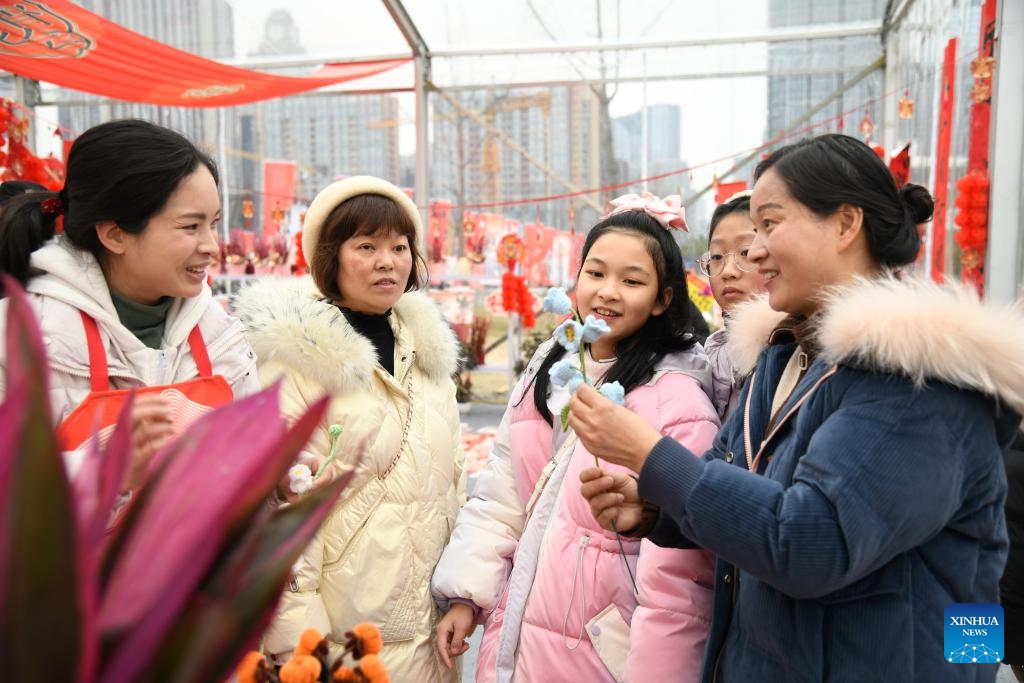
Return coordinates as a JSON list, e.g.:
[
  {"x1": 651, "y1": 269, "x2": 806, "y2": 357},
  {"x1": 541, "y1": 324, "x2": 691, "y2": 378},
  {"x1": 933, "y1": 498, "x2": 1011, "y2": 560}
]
[{"x1": 497, "y1": 234, "x2": 535, "y2": 328}]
